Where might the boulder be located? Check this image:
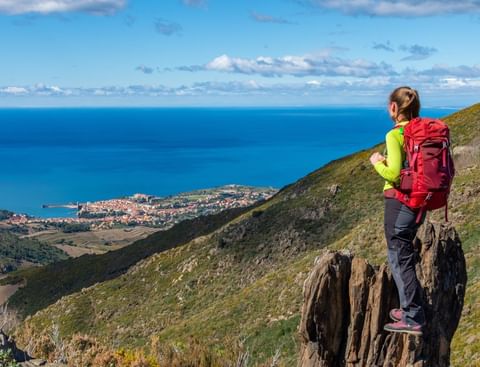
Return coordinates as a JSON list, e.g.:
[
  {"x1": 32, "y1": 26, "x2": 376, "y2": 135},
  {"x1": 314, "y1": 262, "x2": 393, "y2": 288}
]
[{"x1": 298, "y1": 222, "x2": 467, "y2": 367}]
